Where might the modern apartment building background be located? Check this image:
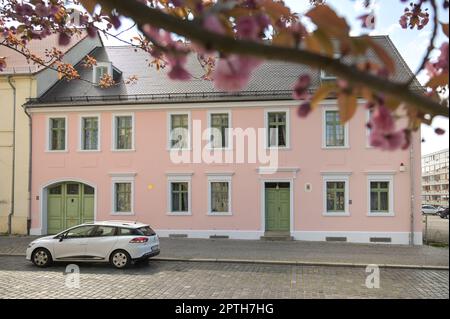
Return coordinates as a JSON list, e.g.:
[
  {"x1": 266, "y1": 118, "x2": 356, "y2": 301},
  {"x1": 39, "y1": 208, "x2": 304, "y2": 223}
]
[{"x1": 422, "y1": 149, "x2": 450, "y2": 207}]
